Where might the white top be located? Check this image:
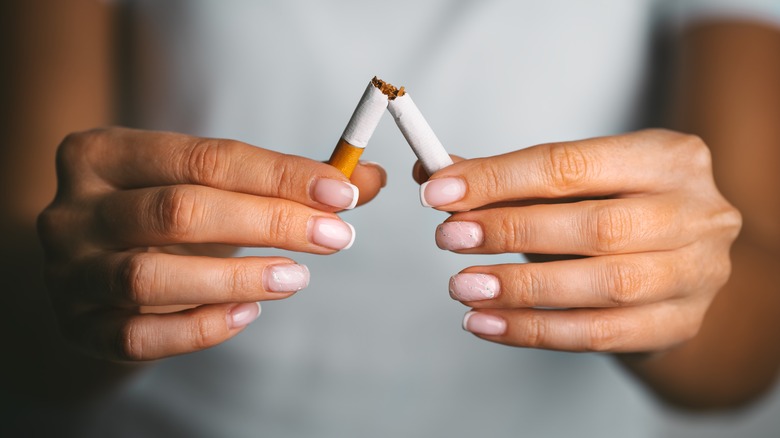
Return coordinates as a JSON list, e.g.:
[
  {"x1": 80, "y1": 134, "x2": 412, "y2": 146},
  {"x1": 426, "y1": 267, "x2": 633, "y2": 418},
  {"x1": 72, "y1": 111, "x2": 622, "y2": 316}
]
[{"x1": 78, "y1": 1, "x2": 780, "y2": 437}]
